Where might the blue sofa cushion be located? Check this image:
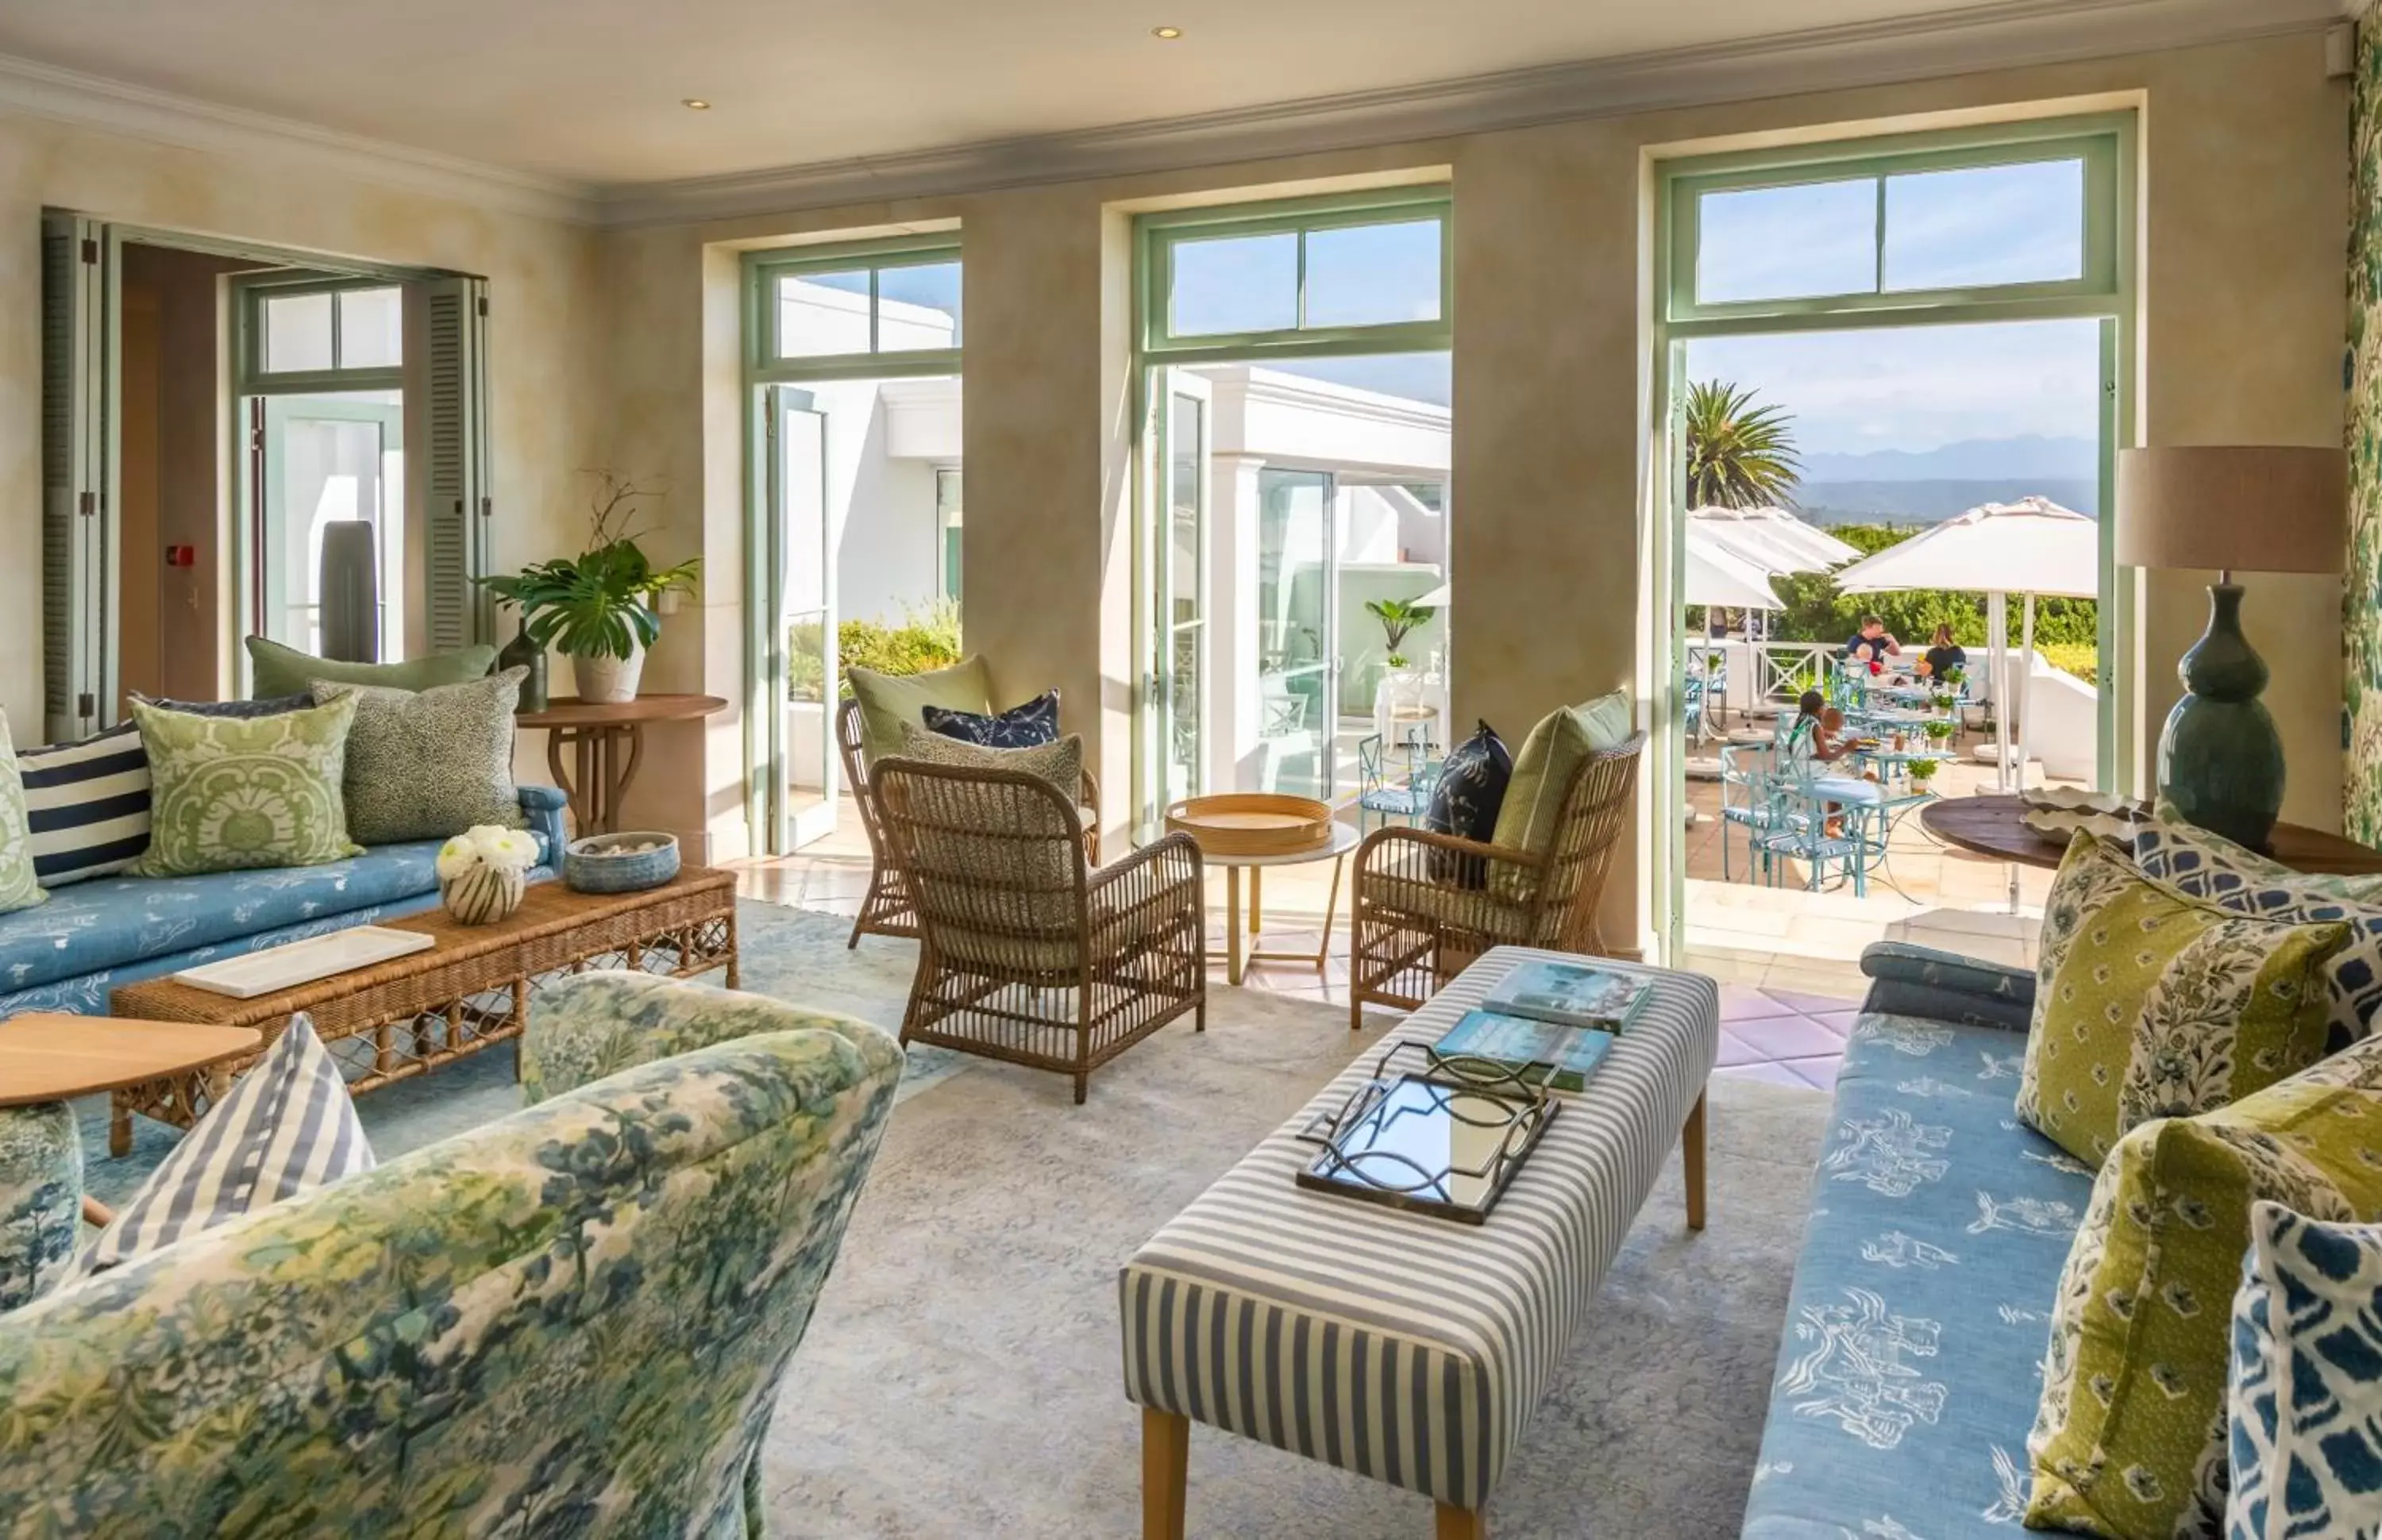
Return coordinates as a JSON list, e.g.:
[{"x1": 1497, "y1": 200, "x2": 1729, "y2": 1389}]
[{"x1": 1740, "y1": 1011, "x2": 2095, "y2": 1538}]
